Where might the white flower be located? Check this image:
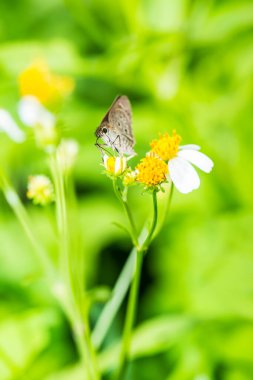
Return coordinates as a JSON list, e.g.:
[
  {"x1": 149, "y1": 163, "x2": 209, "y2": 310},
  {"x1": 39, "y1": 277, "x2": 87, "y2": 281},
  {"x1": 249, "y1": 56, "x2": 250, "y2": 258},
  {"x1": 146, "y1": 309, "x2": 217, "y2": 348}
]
[
  {"x1": 18, "y1": 96, "x2": 58, "y2": 151},
  {"x1": 0, "y1": 109, "x2": 25, "y2": 143},
  {"x1": 18, "y1": 95, "x2": 55, "y2": 129},
  {"x1": 168, "y1": 144, "x2": 214, "y2": 194},
  {"x1": 151, "y1": 132, "x2": 213, "y2": 194}
]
